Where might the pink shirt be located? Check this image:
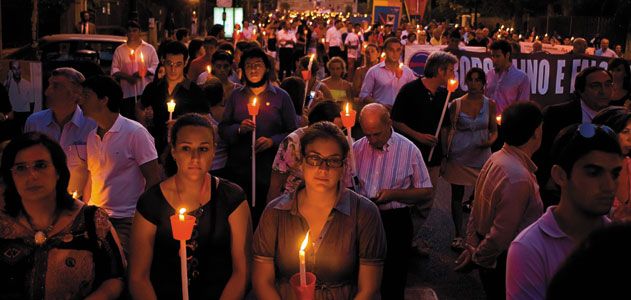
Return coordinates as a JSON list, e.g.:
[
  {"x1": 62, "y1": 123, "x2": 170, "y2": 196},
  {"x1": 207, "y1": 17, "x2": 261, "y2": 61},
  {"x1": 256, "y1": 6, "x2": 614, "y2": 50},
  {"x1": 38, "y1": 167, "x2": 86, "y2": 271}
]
[
  {"x1": 485, "y1": 64, "x2": 531, "y2": 114},
  {"x1": 506, "y1": 206, "x2": 610, "y2": 300},
  {"x1": 466, "y1": 145, "x2": 543, "y2": 268}
]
